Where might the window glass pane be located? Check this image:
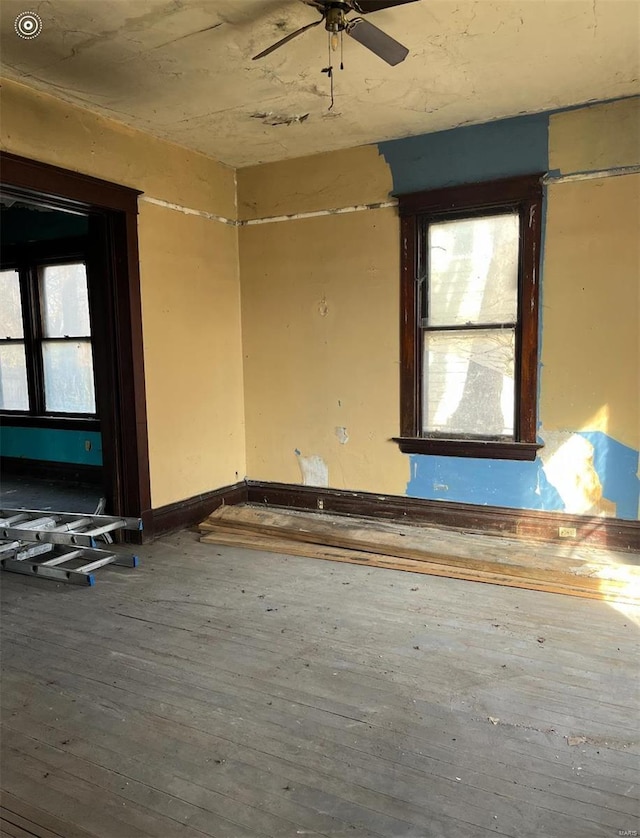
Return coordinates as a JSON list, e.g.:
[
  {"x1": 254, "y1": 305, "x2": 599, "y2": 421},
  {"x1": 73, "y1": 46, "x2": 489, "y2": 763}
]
[
  {"x1": 423, "y1": 329, "x2": 515, "y2": 437},
  {"x1": 0, "y1": 343, "x2": 29, "y2": 410},
  {"x1": 42, "y1": 340, "x2": 96, "y2": 413},
  {"x1": 0, "y1": 270, "x2": 24, "y2": 338},
  {"x1": 428, "y1": 213, "x2": 519, "y2": 326},
  {"x1": 41, "y1": 263, "x2": 90, "y2": 337}
]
